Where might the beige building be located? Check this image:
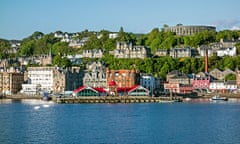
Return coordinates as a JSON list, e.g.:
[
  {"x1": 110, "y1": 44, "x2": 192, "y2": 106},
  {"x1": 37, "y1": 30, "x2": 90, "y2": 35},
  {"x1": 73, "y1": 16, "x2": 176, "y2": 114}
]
[
  {"x1": 164, "y1": 25, "x2": 216, "y2": 36},
  {"x1": 83, "y1": 62, "x2": 106, "y2": 87},
  {"x1": 170, "y1": 47, "x2": 197, "y2": 58},
  {"x1": 0, "y1": 71, "x2": 24, "y2": 95},
  {"x1": 111, "y1": 42, "x2": 149, "y2": 59},
  {"x1": 236, "y1": 68, "x2": 240, "y2": 90},
  {"x1": 155, "y1": 49, "x2": 169, "y2": 57},
  {"x1": 220, "y1": 38, "x2": 240, "y2": 48},
  {"x1": 209, "y1": 68, "x2": 235, "y2": 80},
  {"x1": 82, "y1": 49, "x2": 104, "y2": 58},
  {"x1": 166, "y1": 70, "x2": 190, "y2": 85}
]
